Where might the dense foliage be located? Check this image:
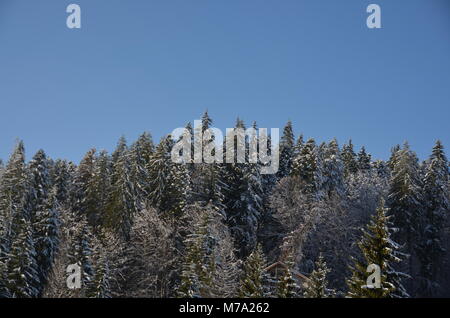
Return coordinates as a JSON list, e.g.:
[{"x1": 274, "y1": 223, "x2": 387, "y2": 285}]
[{"x1": 0, "y1": 113, "x2": 449, "y2": 298}]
